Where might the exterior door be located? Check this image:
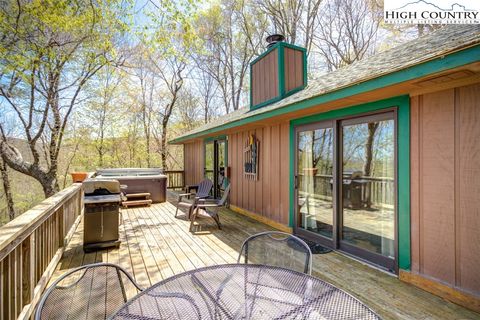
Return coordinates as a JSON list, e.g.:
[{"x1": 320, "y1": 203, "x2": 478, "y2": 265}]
[
  {"x1": 294, "y1": 110, "x2": 397, "y2": 272},
  {"x1": 204, "y1": 139, "x2": 227, "y2": 199},
  {"x1": 294, "y1": 121, "x2": 335, "y2": 248},
  {"x1": 339, "y1": 113, "x2": 396, "y2": 271}
]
